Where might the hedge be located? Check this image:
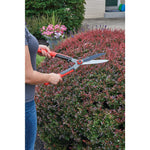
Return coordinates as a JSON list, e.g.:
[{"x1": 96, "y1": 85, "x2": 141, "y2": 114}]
[
  {"x1": 35, "y1": 28, "x2": 125, "y2": 149},
  {"x1": 25, "y1": 0, "x2": 86, "y2": 34}
]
